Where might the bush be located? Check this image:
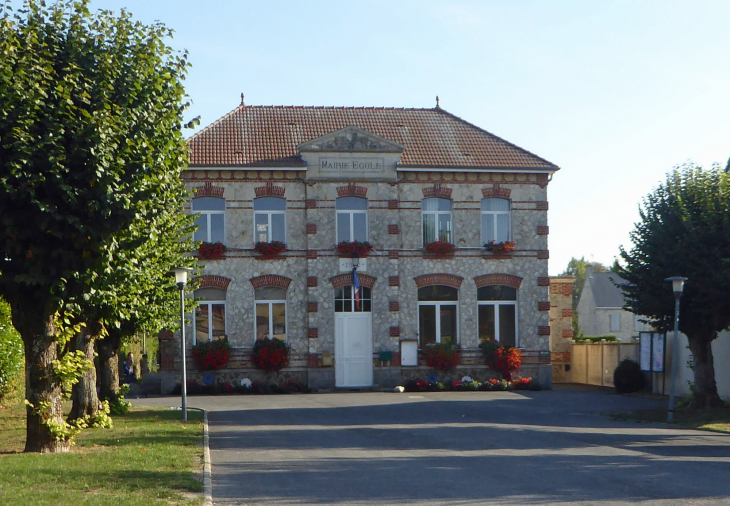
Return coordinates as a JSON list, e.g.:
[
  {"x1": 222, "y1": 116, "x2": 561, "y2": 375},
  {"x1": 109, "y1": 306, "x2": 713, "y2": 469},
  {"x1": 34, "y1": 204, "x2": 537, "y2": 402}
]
[
  {"x1": 422, "y1": 343, "x2": 461, "y2": 372},
  {"x1": 480, "y1": 340, "x2": 522, "y2": 380},
  {"x1": 0, "y1": 298, "x2": 23, "y2": 405},
  {"x1": 613, "y1": 359, "x2": 645, "y2": 394}
]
